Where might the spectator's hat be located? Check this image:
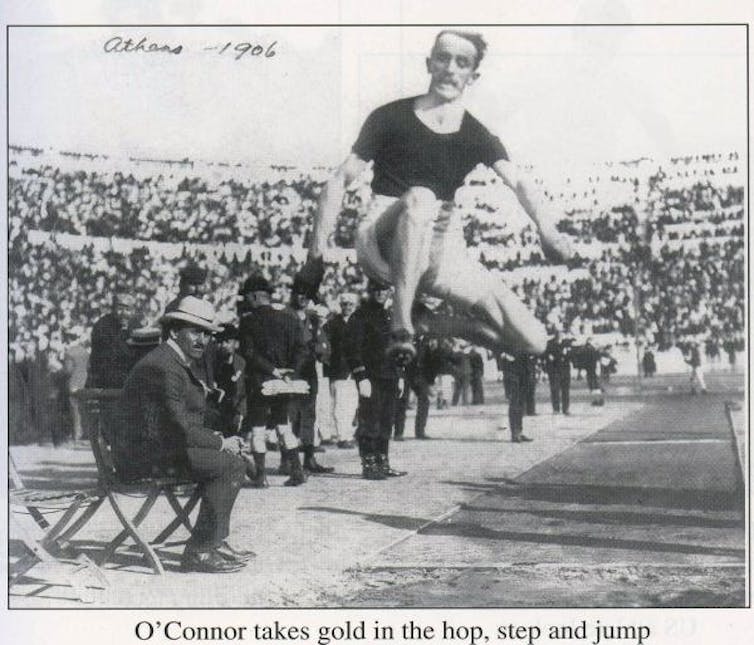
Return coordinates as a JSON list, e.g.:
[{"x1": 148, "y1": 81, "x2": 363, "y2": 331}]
[
  {"x1": 216, "y1": 323, "x2": 239, "y2": 342},
  {"x1": 127, "y1": 327, "x2": 162, "y2": 347},
  {"x1": 291, "y1": 273, "x2": 319, "y2": 302},
  {"x1": 160, "y1": 296, "x2": 222, "y2": 333},
  {"x1": 179, "y1": 261, "x2": 208, "y2": 286},
  {"x1": 367, "y1": 276, "x2": 391, "y2": 292},
  {"x1": 240, "y1": 274, "x2": 273, "y2": 295}
]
